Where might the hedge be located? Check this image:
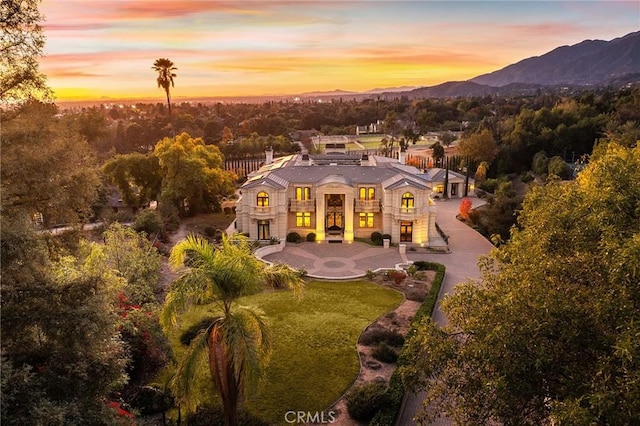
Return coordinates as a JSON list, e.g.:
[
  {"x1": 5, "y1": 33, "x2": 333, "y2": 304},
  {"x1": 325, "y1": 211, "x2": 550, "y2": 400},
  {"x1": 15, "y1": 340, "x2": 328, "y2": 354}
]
[{"x1": 370, "y1": 262, "x2": 446, "y2": 426}]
